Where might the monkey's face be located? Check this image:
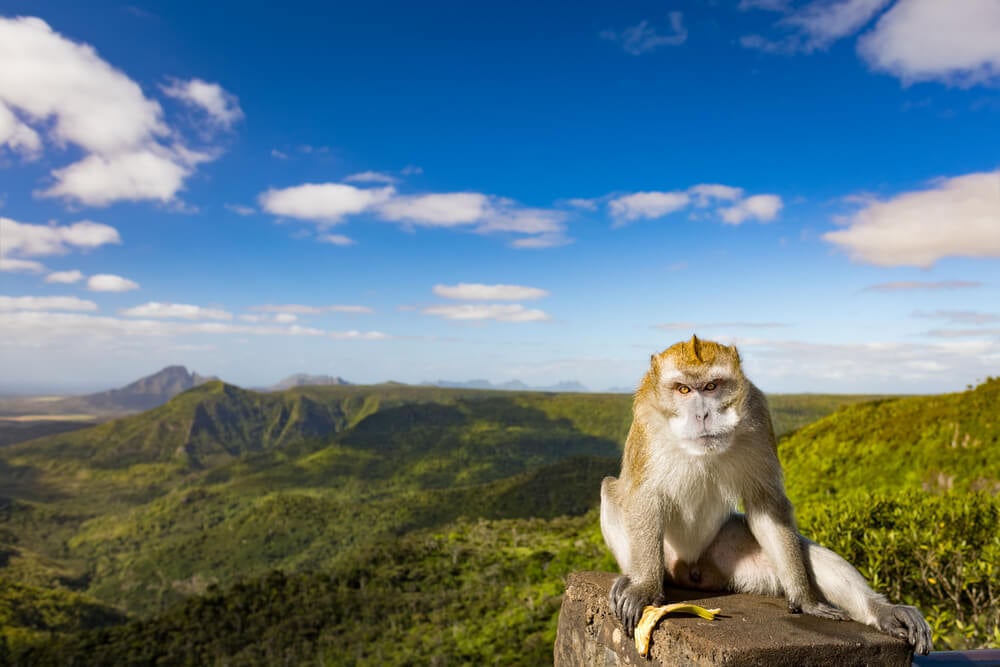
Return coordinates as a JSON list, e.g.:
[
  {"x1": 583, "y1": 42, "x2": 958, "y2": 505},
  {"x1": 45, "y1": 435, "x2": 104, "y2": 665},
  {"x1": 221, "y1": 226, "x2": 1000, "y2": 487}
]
[
  {"x1": 663, "y1": 377, "x2": 740, "y2": 455},
  {"x1": 651, "y1": 336, "x2": 744, "y2": 456}
]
